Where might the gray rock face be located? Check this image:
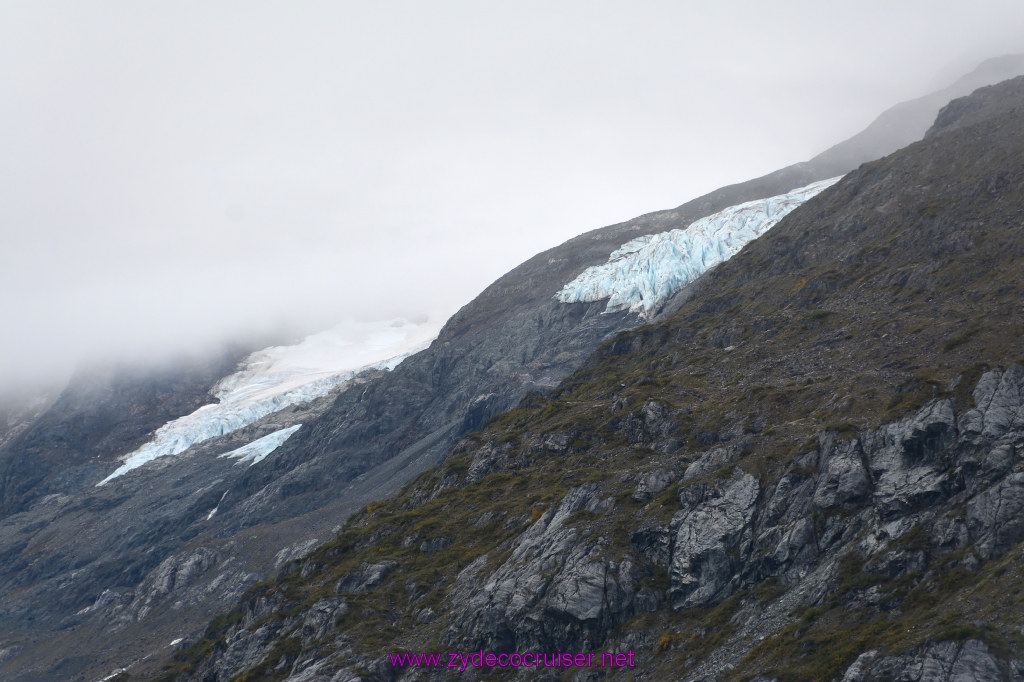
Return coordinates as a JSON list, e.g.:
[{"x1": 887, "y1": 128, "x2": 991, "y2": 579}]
[
  {"x1": 762, "y1": 465, "x2": 816, "y2": 527},
  {"x1": 466, "y1": 441, "x2": 515, "y2": 482},
  {"x1": 335, "y1": 561, "x2": 398, "y2": 594},
  {"x1": 419, "y1": 537, "x2": 453, "y2": 553},
  {"x1": 300, "y1": 598, "x2": 348, "y2": 646},
  {"x1": 931, "y1": 514, "x2": 970, "y2": 550},
  {"x1": 839, "y1": 649, "x2": 880, "y2": 681},
  {"x1": 618, "y1": 401, "x2": 675, "y2": 445},
  {"x1": 464, "y1": 431, "x2": 581, "y2": 484},
  {"x1": 443, "y1": 484, "x2": 631, "y2": 652},
  {"x1": 632, "y1": 468, "x2": 678, "y2": 501},
  {"x1": 630, "y1": 526, "x2": 672, "y2": 566},
  {"x1": 669, "y1": 472, "x2": 759, "y2": 609},
  {"x1": 959, "y1": 365, "x2": 1024, "y2": 442},
  {"x1": 813, "y1": 437, "x2": 871, "y2": 510},
  {"x1": 967, "y1": 472, "x2": 1024, "y2": 560},
  {"x1": 862, "y1": 399, "x2": 957, "y2": 519},
  {"x1": 842, "y1": 639, "x2": 1003, "y2": 681},
  {"x1": 127, "y1": 547, "x2": 219, "y2": 622},
  {"x1": 683, "y1": 446, "x2": 739, "y2": 481},
  {"x1": 865, "y1": 547, "x2": 927, "y2": 577},
  {"x1": 768, "y1": 517, "x2": 817, "y2": 567}
]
